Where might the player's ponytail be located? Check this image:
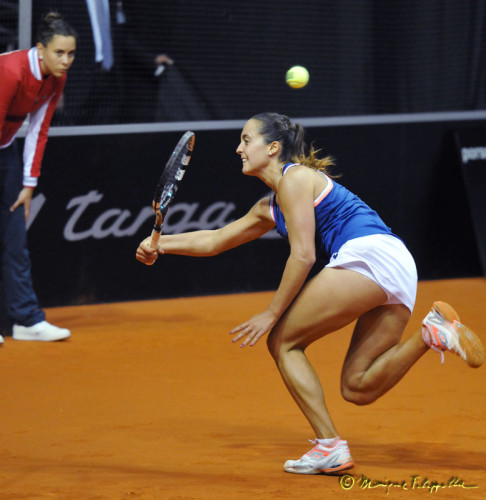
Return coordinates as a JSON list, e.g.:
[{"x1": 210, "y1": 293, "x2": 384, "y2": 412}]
[
  {"x1": 35, "y1": 11, "x2": 77, "y2": 46},
  {"x1": 290, "y1": 123, "x2": 306, "y2": 160},
  {"x1": 252, "y1": 112, "x2": 336, "y2": 176}
]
